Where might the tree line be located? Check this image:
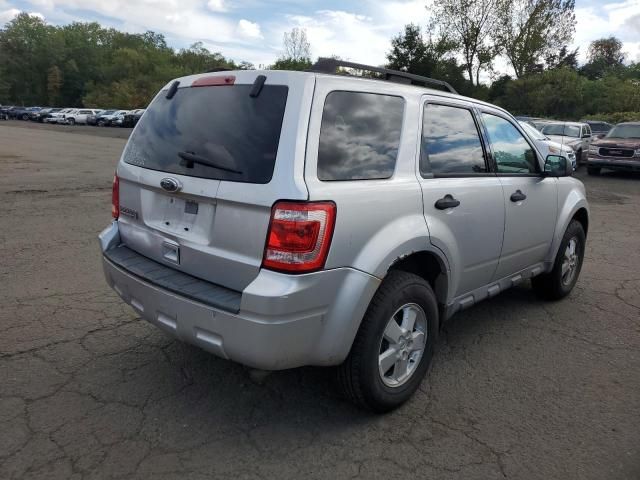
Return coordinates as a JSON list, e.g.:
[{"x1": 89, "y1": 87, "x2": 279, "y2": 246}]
[
  {"x1": 1, "y1": 5, "x2": 639, "y2": 120},
  {"x1": 0, "y1": 13, "x2": 249, "y2": 108},
  {"x1": 384, "y1": 0, "x2": 639, "y2": 120}
]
